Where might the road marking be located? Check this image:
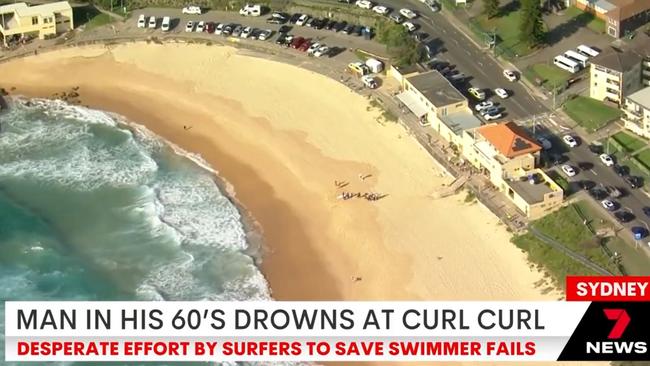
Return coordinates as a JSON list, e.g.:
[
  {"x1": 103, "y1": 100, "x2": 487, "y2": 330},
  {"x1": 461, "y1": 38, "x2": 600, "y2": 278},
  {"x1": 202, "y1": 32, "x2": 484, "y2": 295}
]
[{"x1": 591, "y1": 170, "x2": 598, "y2": 176}]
